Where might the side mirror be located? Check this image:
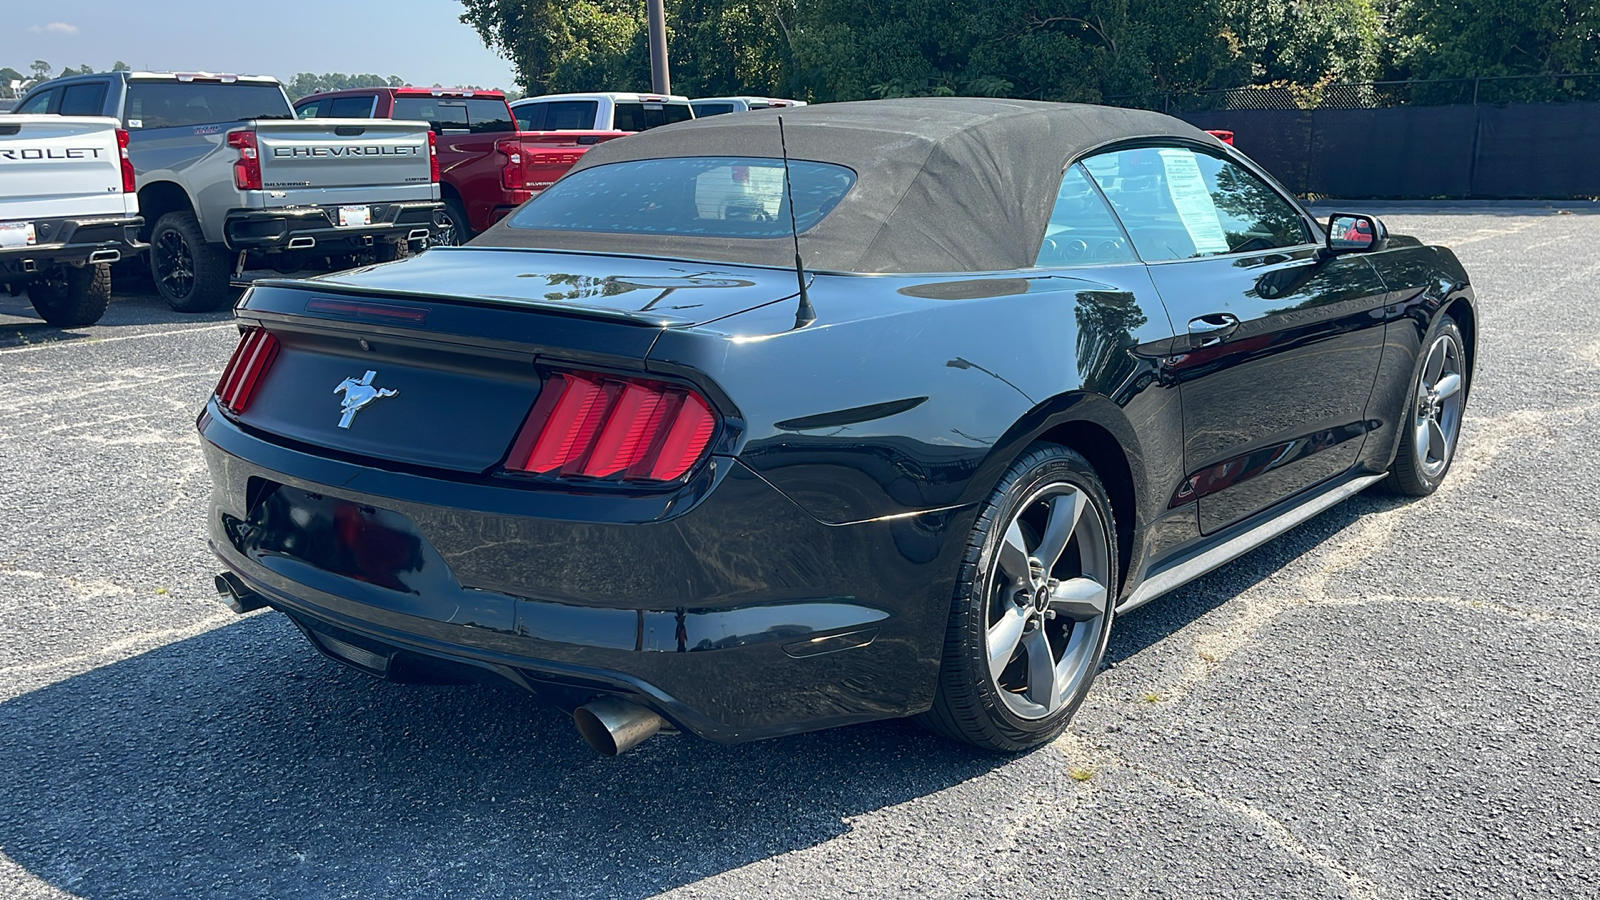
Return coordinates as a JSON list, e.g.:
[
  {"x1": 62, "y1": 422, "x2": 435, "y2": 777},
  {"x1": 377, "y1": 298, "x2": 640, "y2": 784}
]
[{"x1": 1326, "y1": 213, "x2": 1386, "y2": 254}]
